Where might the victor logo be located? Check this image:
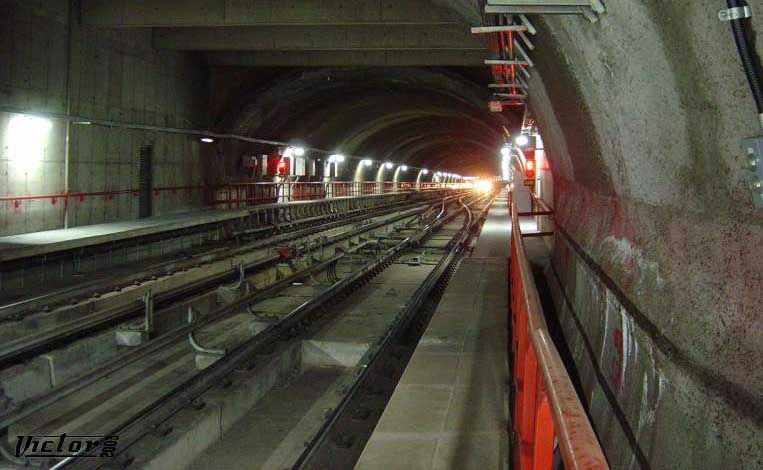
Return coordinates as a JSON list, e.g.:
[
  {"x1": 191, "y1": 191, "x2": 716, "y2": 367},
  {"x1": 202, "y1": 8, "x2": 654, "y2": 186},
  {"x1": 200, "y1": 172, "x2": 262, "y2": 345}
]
[{"x1": 14, "y1": 434, "x2": 118, "y2": 458}]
